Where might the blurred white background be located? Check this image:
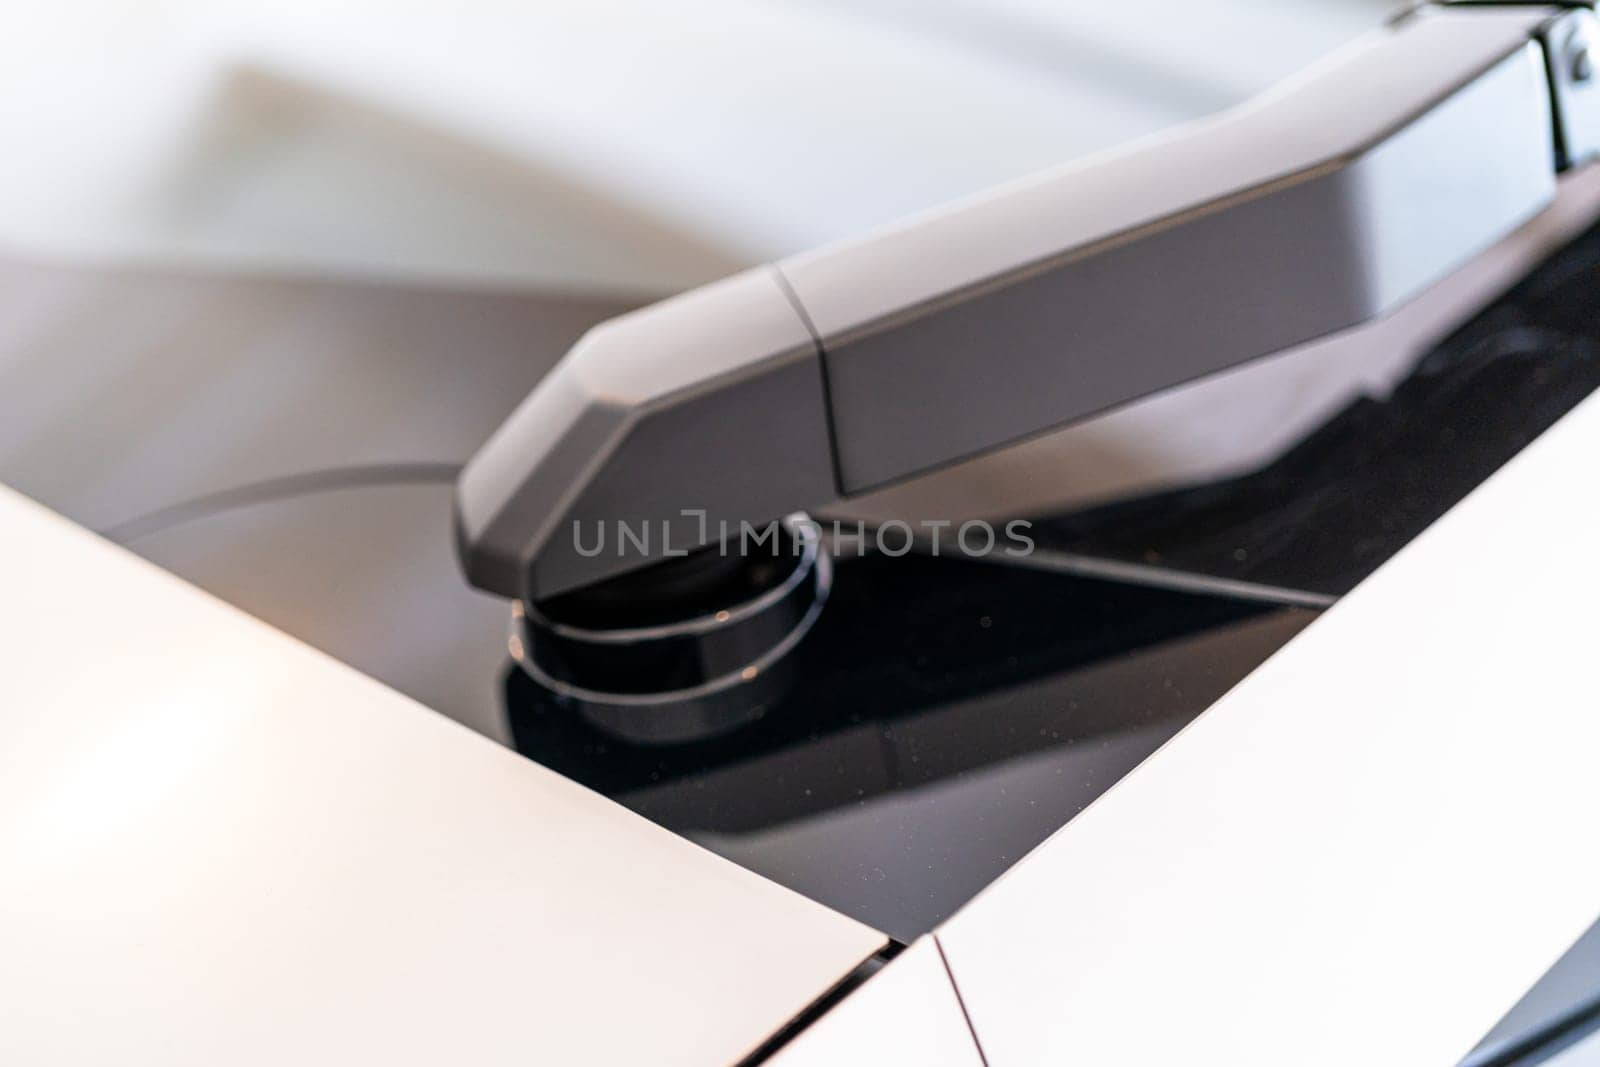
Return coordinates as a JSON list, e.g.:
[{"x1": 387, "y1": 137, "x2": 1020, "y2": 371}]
[{"x1": 1, "y1": 0, "x2": 1397, "y2": 295}]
